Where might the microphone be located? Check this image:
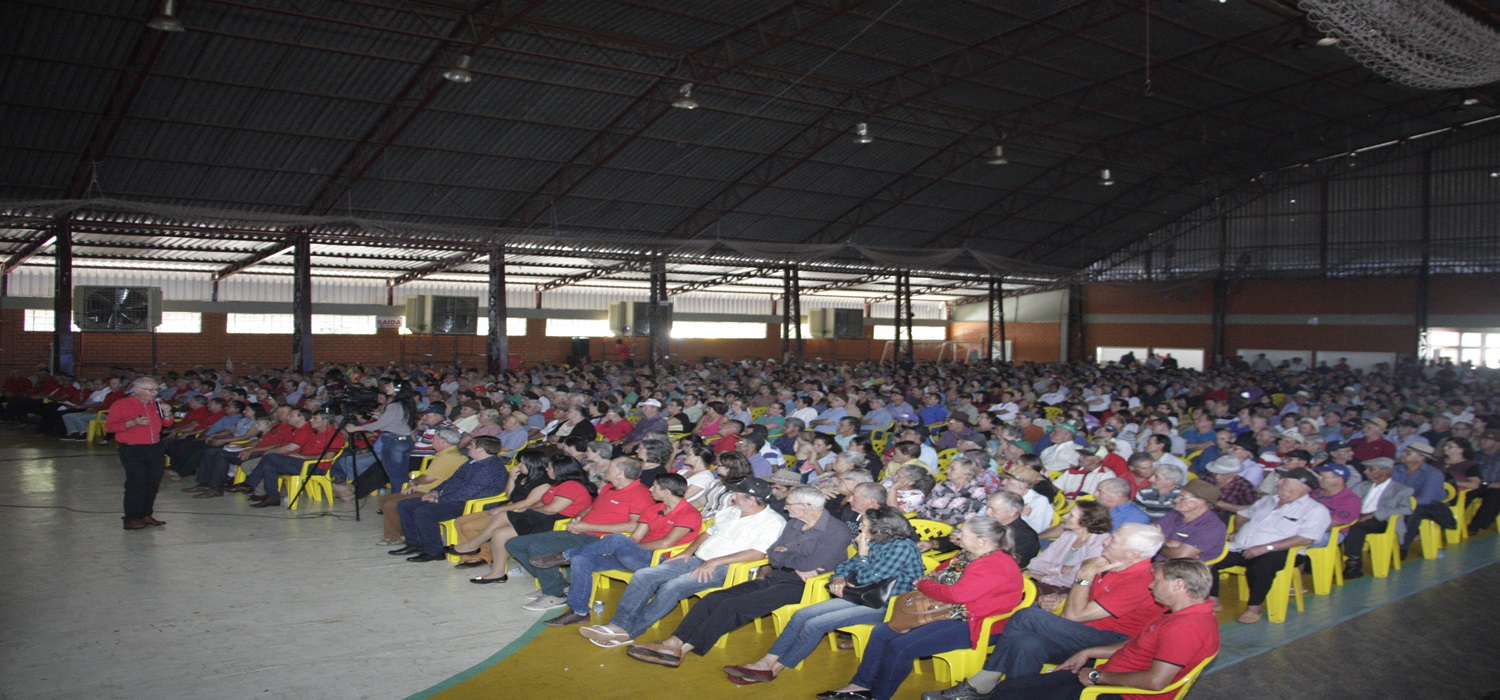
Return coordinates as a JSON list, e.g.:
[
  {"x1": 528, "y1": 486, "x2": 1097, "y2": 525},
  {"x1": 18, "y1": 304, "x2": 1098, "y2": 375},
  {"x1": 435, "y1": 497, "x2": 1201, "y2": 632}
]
[{"x1": 156, "y1": 400, "x2": 171, "y2": 419}]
